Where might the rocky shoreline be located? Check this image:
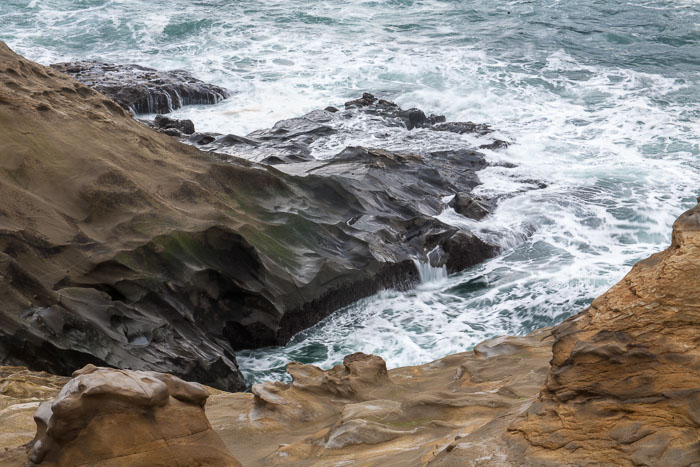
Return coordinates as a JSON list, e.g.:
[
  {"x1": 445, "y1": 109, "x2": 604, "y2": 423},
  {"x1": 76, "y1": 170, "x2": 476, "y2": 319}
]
[
  {"x1": 1, "y1": 42, "x2": 698, "y2": 466},
  {"x1": 0, "y1": 42, "x2": 531, "y2": 391},
  {"x1": 2, "y1": 200, "x2": 698, "y2": 466}
]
